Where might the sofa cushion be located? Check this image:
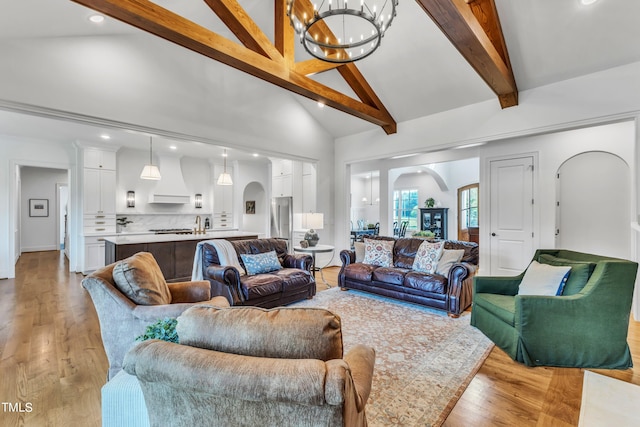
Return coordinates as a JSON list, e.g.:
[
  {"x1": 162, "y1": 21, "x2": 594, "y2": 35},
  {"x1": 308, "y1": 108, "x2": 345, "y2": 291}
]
[
  {"x1": 363, "y1": 238, "x2": 394, "y2": 267},
  {"x1": 177, "y1": 305, "x2": 343, "y2": 361},
  {"x1": 404, "y1": 271, "x2": 447, "y2": 294},
  {"x1": 240, "y1": 250, "x2": 282, "y2": 275},
  {"x1": 412, "y1": 240, "x2": 445, "y2": 274},
  {"x1": 435, "y1": 249, "x2": 465, "y2": 277},
  {"x1": 538, "y1": 254, "x2": 596, "y2": 296},
  {"x1": 474, "y1": 293, "x2": 516, "y2": 326},
  {"x1": 354, "y1": 241, "x2": 366, "y2": 263},
  {"x1": 517, "y1": 260, "x2": 571, "y2": 296},
  {"x1": 343, "y1": 263, "x2": 378, "y2": 282},
  {"x1": 274, "y1": 268, "x2": 313, "y2": 292},
  {"x1": 239, "y1": 274, "x2": 283, "y2": 300},
  {"x1": 372, "y1": 267, "x2": 410, "y2": 286},
  {"x1": 112, "y1": 252, "x2": 171, "y2": 305}
]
